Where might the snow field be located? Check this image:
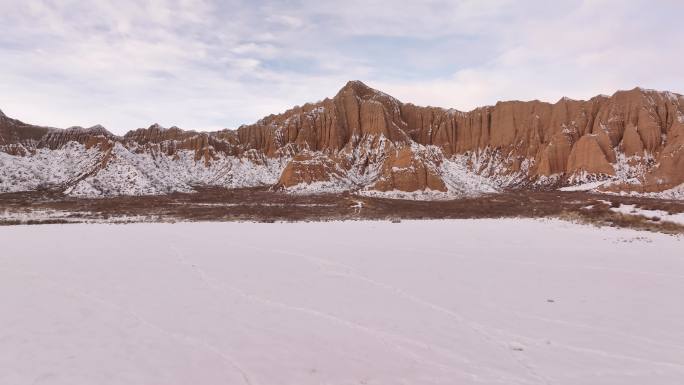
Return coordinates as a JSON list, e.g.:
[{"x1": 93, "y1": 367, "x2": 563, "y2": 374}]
[{"x1": 0, "y1": 219, "x2": 683, "y2": 385}]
